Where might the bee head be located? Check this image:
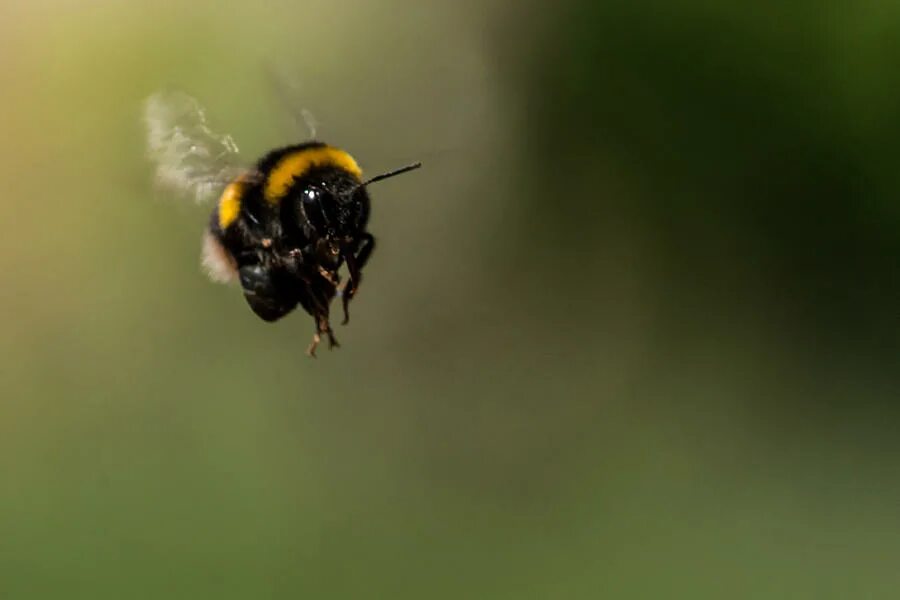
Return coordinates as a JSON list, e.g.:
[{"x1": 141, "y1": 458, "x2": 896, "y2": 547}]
[
  {"x1": 298, "y1": 182, "x2": 368, "y2": 242},
  {"x1": 296, "y1": 162, "x2": 421, "y2": 245}
]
